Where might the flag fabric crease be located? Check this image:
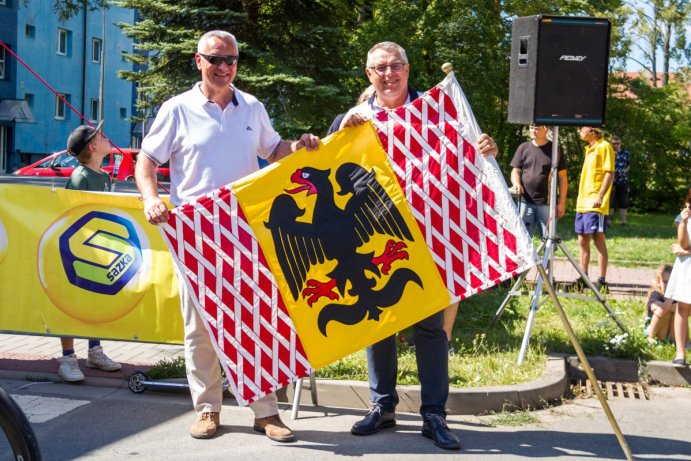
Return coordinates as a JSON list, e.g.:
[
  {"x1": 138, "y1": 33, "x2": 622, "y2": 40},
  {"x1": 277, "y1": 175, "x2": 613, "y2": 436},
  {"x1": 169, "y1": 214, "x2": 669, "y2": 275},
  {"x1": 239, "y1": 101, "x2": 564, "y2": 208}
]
[{"x1": 160, "y1": 72, "x2": 535, "y2": 407}]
